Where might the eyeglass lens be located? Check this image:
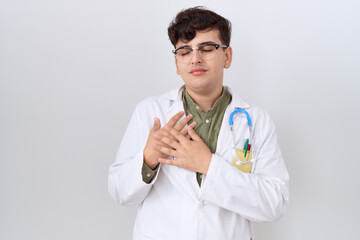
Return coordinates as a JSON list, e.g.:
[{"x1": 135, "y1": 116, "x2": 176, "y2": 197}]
[{"x1": 176, "y1": 45, "x2": 219, "y2": 62}]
